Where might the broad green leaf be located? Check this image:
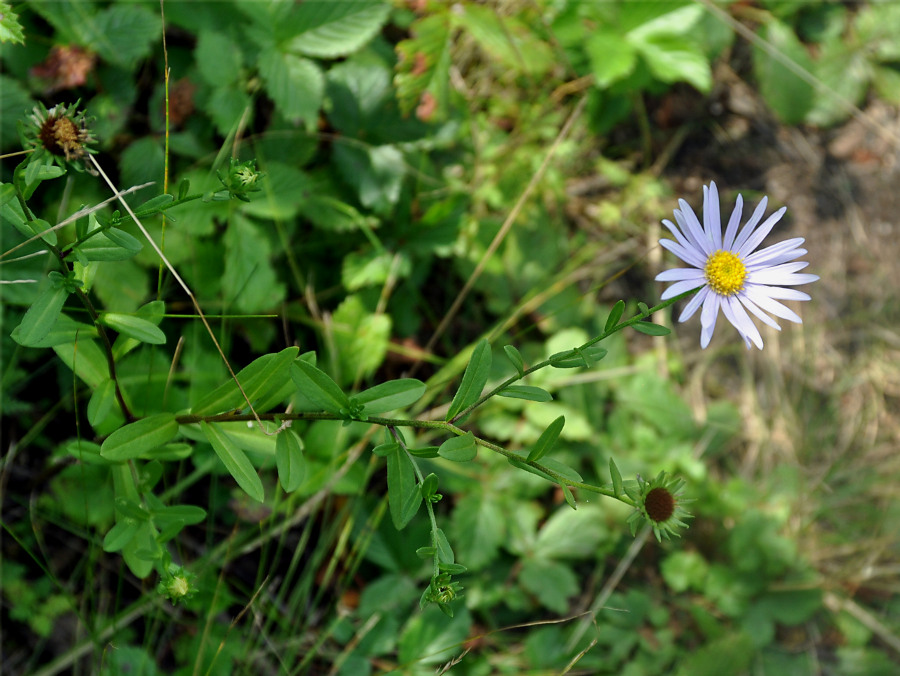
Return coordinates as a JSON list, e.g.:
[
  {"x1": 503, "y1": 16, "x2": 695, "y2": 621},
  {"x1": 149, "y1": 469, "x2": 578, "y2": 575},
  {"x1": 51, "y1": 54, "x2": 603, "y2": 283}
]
[
  {"x1": 195, "y1": 29, "x2": 242, "y2": 86},
  {"x1": 101, "y1": 413, "x2": 179, "y2": 461},
  {"x1": 141, "y1": 443, "x2": 193, "y2": 461},
  {"x1": 0, "y1": 182, "x2": 15, "y2": 206},
  {"x1": 92, "y1": 4, "x2": 161, "y2": 67},
  {"x1": 446, "y1": 339, "x2": 492, "y2": 420},
  {"x1": 103, "y1": 520, "x2": 140, "y2": 553},
  {"x1": 533, "y1": 506, "x2": 606, "y2": 559},
  {"x1": 502, "y1": 344, "x2": 525, "y2": 376},
  {"x1": 11, "y1": 314, "x2": 97, "y2": 349},
  {"x1": 586, "y1": 31, "x2": 637, "y2": 88},
  {"x1": 258, "y1": 48, "x2": 323, "y2": 129},
  {"x1": 291, "y1": 359, "x2": 350, "y2": 414},
  {"x1": 0, "y1": 76, "x2": 34, "y2": 145},
  {"x1": 330, "y1": 294, "x2": 391, "y2": 386},
  {"x1": 453, "y1": 4, "x2": 554, "y2": 75},
  {"x1": 66, "y1": 440, "x2": 111, "y2": 466},
  {"x1": 222, "y1": 214, "x2": 286, "y2": 312},
  {"x1": 434, "y1": 528, "x2": 454, "y2": 564},
  {"x1": 342, "y1": 248, "x2": 411, "y2": 291},
  {"x1": 285, "y1": 0, "x2": 391, "y2": 59},
  {"x1": 753, "y1": 19, "x2": 815, "y2": 124},
  {"x1": 110, "y1": 463, "x2": 157, "y2": 578},
  {"x1": 22, "y1": 159, "x2": 65, "y2": 200},
  {"x1": 333, "y1": 143, "x2": 405, "y2": 214},
  {"x1": 497, "y1": 385, "x2": 552, "y2": 402},
  {"x1": 605, "y1": 300, "x2": 626, "y2": 333},
  {"x1": 356, "y1": 379, "x2": 426, "y2": 415},
  {"x1": 632, "y1": 321, "x2": 671, "y2": 336},
  {"x1": 386, "y1": 444, "x2": 418, "y2": 529},
  {"x1": 450, "y1": 491, "x2": 504, "y2": 570},
  {"x1": 519, "y1": 558, "x2": 578, "y2": 614},
  {"x1": 372, "y1": 442, "x2": 399, "y2": 457},
  {"x1": 12, "y1": 284, "x2": 69, "y2": 346},
  {"x1": 193, "y1": 346, "x2": 299, "y2": 415},
  {"x1": 526, "y1": 415, "x2": 565, "y2": 463},
  {"x1": 77, "y1": 224, "x2": 143, "y2": 261},
  {"x1": 400, "y1": 484, "x2": 423, "y2": 529},
  {"x1": 632, "y1": 34, "x2": 711, "y2": 92},
  {"x1": 87, "y1": 379, "x2": 121, "y2": 429},
  {"x1": 101, "y1": 313, "x2": 166, "y2": 345},
  {"x1": 437, "y1": 432, "x2": 477, "y2": 463},
  {"x1": 200, "y1": 421, "x2": 264, "y2": 502},
  {"x1": 276, "y1": 430, "x2": 306, "y2": 493},
  {"x1": 53, "y1": 338, "x2": 108, "y2": 388}
]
